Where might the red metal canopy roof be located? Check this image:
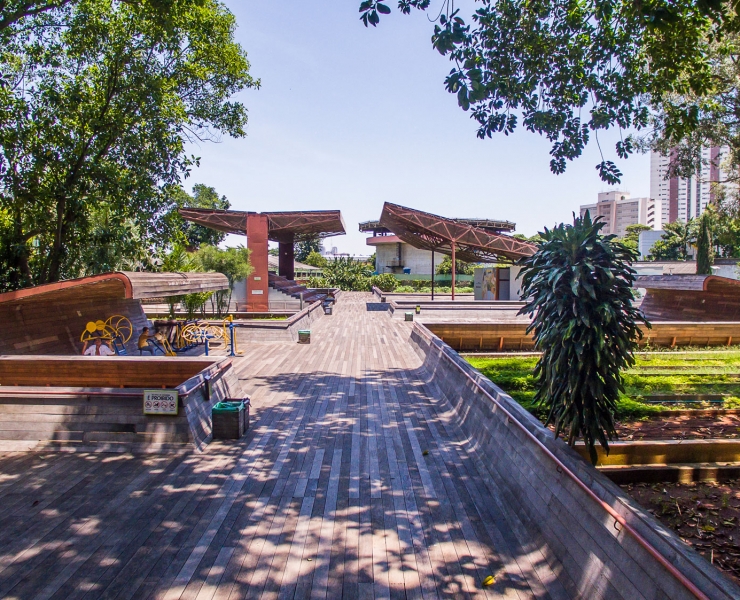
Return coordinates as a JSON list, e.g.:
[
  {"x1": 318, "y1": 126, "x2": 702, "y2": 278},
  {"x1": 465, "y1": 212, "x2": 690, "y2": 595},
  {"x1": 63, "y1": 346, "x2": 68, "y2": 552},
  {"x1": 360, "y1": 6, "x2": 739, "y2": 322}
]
[
  {"x1": 378, "y1": 202, "x2": 536, "y2": 262},
  {"x1": 178, "y1": 208, "x2": 346, "y2": 243}
]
